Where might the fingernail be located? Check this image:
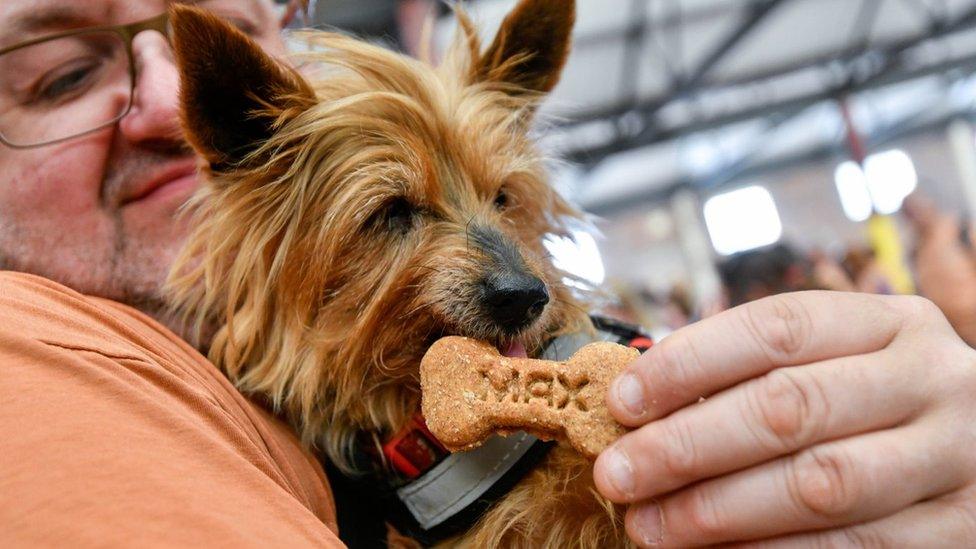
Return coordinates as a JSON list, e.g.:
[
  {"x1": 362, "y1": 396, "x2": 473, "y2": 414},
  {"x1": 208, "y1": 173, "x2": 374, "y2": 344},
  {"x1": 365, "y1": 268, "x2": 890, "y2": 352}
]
[
  {"x1": 615, "y1": 372, "x2": 646, "y2": 417},
  {"x1": 634, "y1": 502, "x2": 664, "y2": 546},
  {"x1": 604, "y1": 446, "x2": 636, "y2": 498}
]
